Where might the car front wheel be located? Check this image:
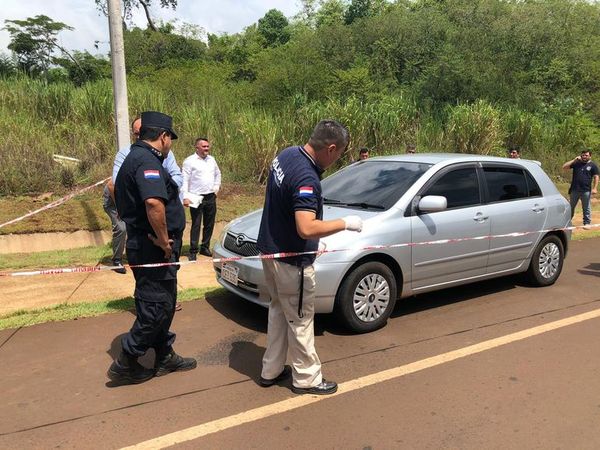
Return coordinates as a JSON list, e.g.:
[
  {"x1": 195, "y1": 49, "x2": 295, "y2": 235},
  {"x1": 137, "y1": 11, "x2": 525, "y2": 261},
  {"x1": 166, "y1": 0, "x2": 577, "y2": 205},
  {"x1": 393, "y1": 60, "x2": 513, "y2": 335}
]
[
  {"x1": 526, "y1": 235, "x2": 564, "y2": 286},
  {"x1": 335, "y1": 261, "x2": 397, "y2": 333}
]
